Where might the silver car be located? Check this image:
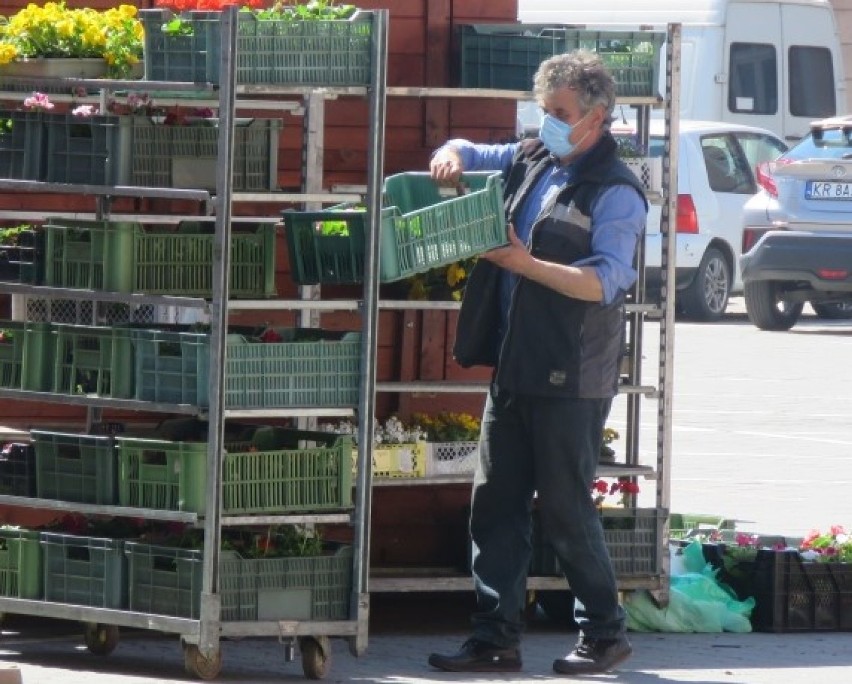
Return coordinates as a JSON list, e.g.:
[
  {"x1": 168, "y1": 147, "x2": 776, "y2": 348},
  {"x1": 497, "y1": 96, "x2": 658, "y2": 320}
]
[{"x1": 740, "y1": 115, "x2": 852, "y2": 330}]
